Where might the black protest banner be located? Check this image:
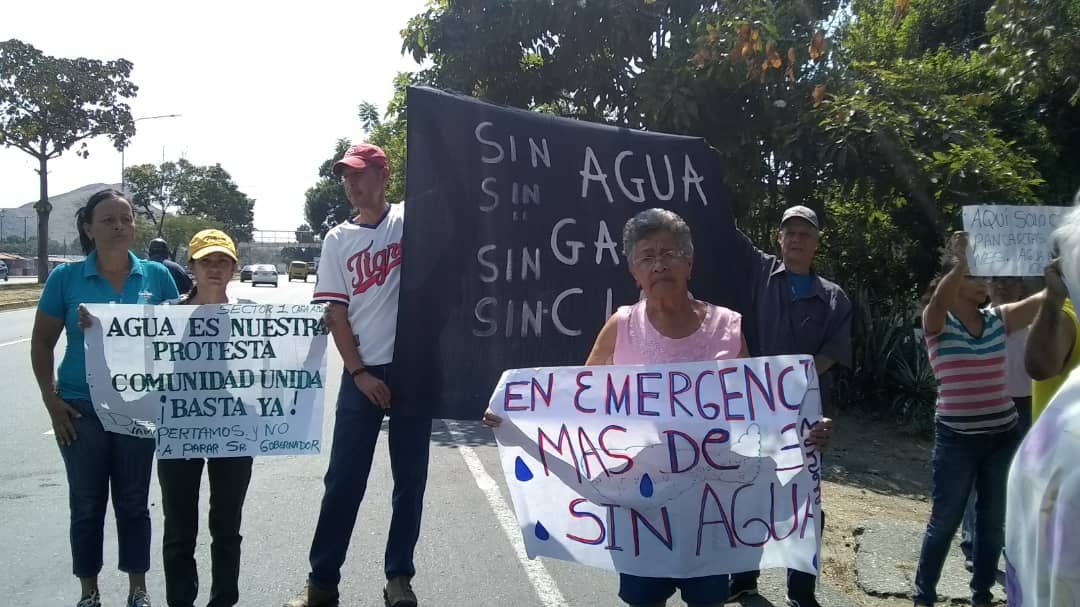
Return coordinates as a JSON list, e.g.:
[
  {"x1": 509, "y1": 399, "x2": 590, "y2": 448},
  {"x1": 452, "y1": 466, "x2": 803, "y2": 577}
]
[{"x1": 394, "y1": 86, "x2": 748, "y2": 419}]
